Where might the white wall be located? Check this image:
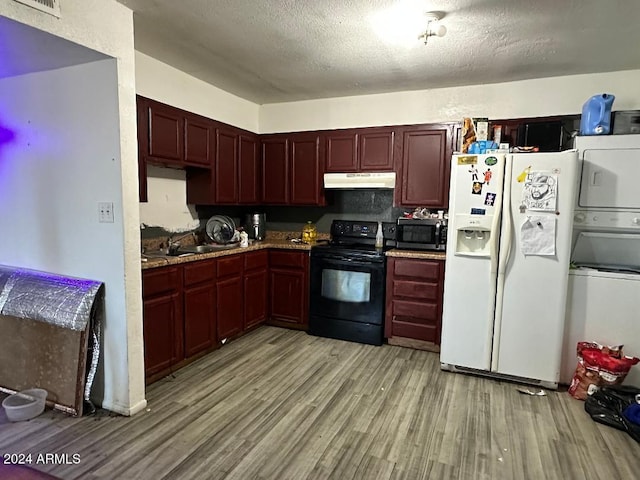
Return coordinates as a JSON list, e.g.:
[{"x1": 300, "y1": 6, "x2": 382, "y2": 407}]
[
  {"x1": 0, "y1": 0, "x2": 144, "y2": 415},
  {"x1": 259, "y1": 69, "x2": 640, "y2": 133},
  {"x1": 136, "y1": 52, "x2": 260, "y2": 231},
  {"x1": 136, "y1": 51, "x2": 259, "y2": 132},
  {"x1": 139, "y1": 165, "x2": 200, "y2": 231}
]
